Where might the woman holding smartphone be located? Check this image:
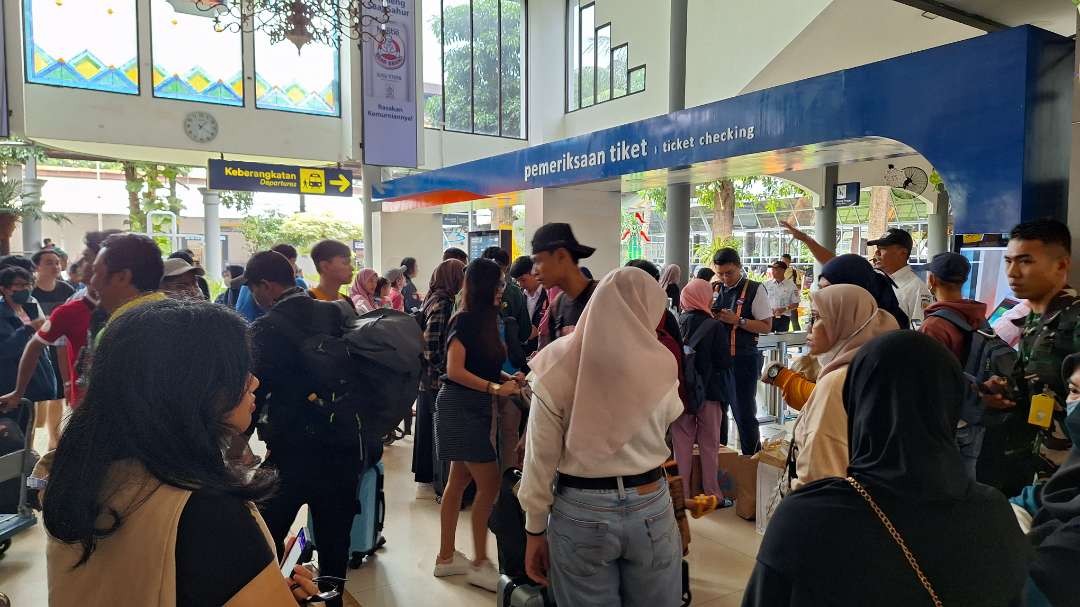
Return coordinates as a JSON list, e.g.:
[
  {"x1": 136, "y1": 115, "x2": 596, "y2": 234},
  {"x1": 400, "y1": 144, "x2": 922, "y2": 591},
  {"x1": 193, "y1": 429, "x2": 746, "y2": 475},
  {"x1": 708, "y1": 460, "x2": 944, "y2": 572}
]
[{"x1": 433, "y1": 259, "x2": 523, "y2": 592}]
